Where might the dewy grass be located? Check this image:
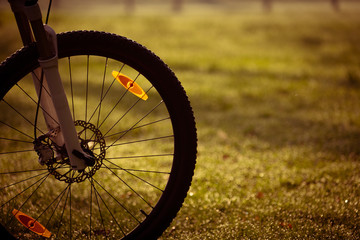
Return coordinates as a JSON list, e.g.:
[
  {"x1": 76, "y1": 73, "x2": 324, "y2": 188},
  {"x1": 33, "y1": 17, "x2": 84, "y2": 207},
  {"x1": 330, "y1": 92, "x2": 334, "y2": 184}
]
[{"x1": 1, "y1": 1, "x2": 360, "y2": 239}]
